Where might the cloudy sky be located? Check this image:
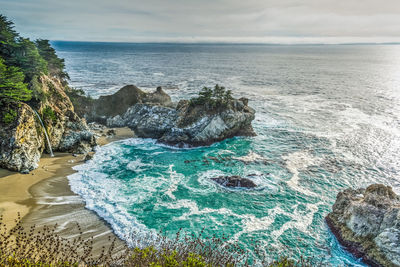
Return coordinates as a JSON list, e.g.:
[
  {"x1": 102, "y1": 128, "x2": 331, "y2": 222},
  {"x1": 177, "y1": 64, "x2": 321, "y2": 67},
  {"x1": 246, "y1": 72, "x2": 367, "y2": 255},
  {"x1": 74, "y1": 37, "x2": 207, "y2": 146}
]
[{"x1": 1, "y1": 0, "x2": 400, "y2": 43}]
